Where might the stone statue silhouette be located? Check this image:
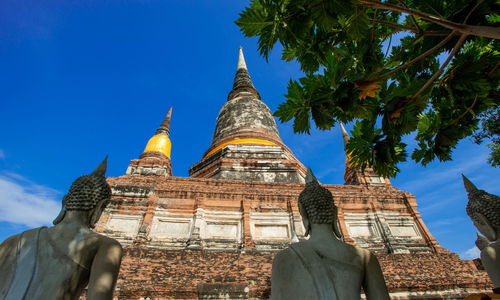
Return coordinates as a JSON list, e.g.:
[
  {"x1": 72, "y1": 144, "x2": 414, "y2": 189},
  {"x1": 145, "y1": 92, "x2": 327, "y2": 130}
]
[
  {"x1": 463, "y1": 175, "x2": 500, "y2": 289},
  {"x1": 271, "y1": 168, "x2": 390, "y2": 300},
  {"x1": 0, "y1": 157, "x2": 123, "y2": 300}
]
